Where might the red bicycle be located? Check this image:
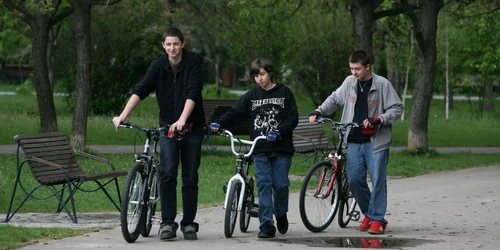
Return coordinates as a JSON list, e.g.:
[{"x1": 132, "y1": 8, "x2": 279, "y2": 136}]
[{"x1": 299, "y1": 117, "x2": 361, "y2": 232}]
